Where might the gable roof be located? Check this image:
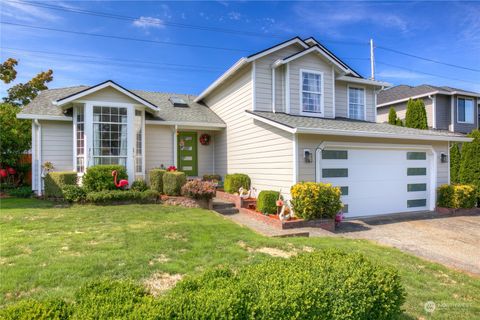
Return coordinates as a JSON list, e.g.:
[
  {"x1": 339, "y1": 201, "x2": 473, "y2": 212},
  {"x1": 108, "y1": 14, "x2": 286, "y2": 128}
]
[
  {"x1": 18, "y1": 85, "x2": 225, "y2": 126},
  {"x1": 54, "y1": 80, "x2": 160, "y2": 112},
  {"x1": 246, "y1": 110, "x2": 471, "y2": 142},
  {"x1": 378, "y1": 84, "x2": 480, "y2": 107},
  {"x1": 195, "y1": 36, "x2": 370, "y2": 102}
]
